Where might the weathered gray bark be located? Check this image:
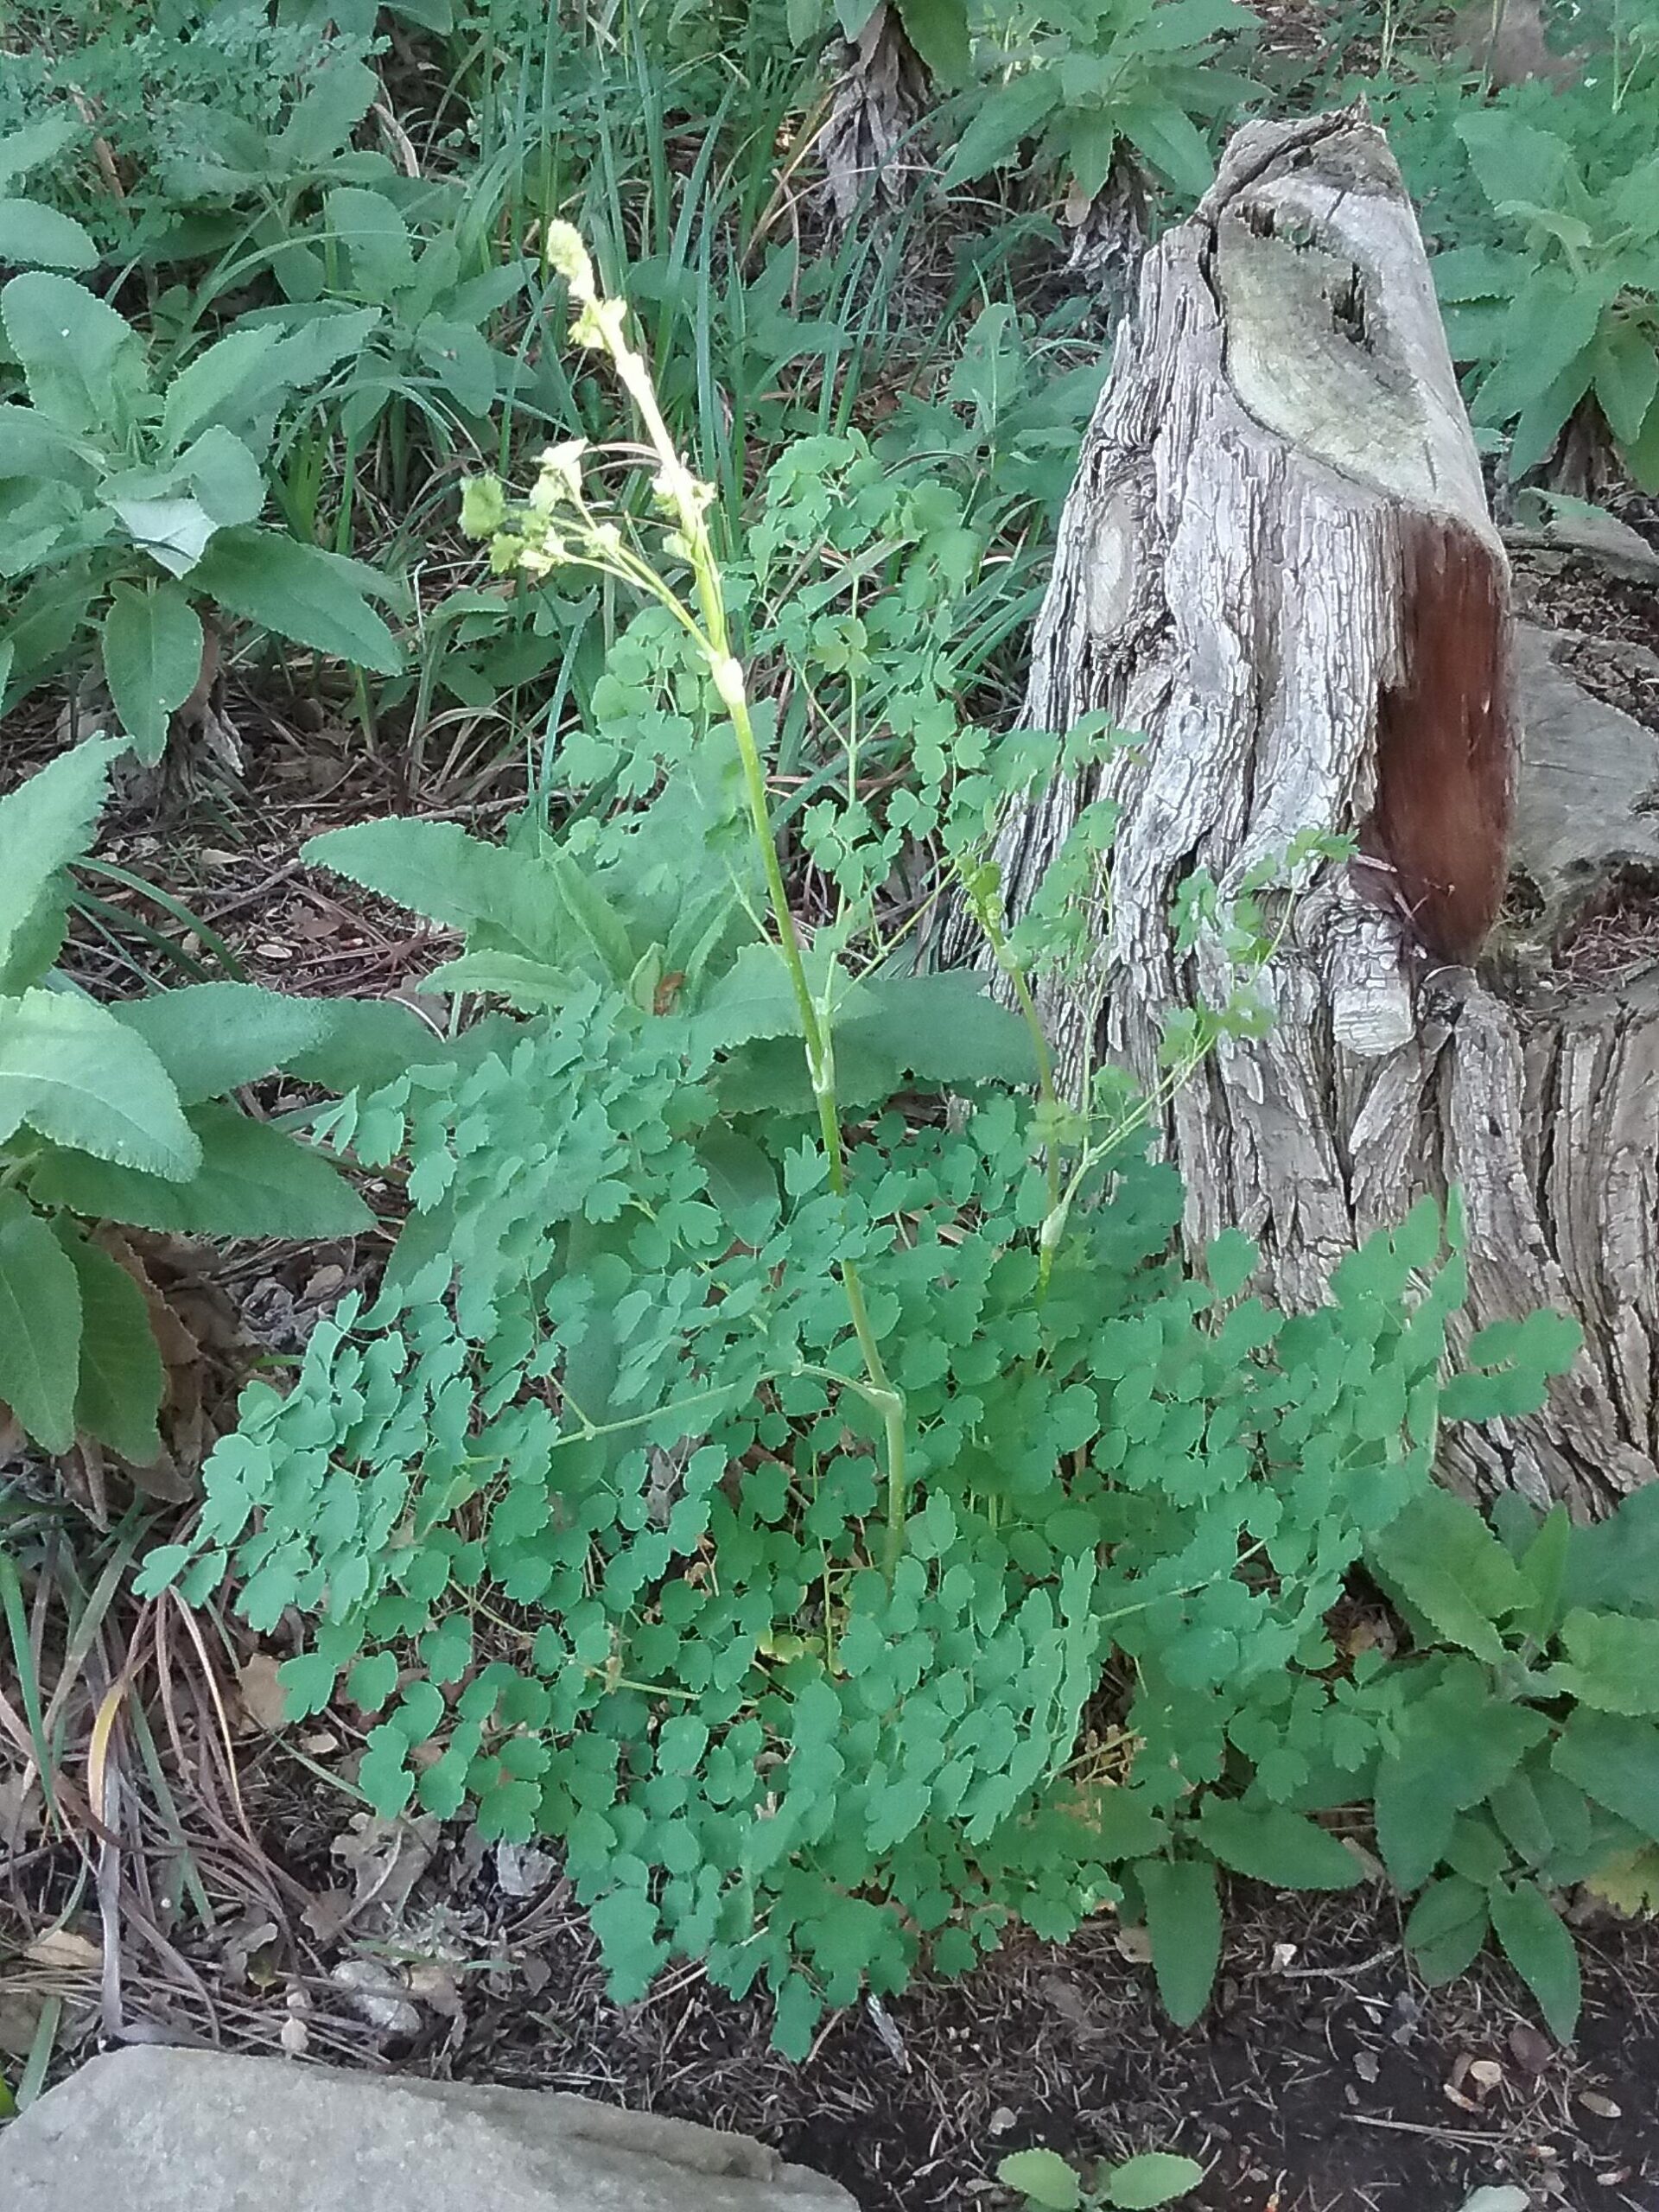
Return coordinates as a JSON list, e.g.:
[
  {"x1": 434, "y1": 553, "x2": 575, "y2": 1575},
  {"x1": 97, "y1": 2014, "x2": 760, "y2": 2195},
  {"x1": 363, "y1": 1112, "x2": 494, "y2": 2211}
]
[
  {"x1": 818, "y1": 3, "x2": 931, "y2": 226},
  {"x1": 949, "y1": 112, "x2": 1659, "y2": 1514}
]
